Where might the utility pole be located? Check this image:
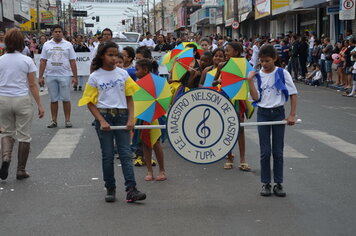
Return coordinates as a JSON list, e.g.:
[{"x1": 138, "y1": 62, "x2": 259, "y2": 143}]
[
  {"x1": 147, "y1": 0, "x2": 150, "y2": 33},
  {"x1": 141, "y1": 5, "x2": 144, "y2": 33},
  {"x1": 161, "y1": 0, "x2": 164, "y2": 34},
  {"x1": 36, "y1": 0, "x2": 40, "y2": 35},
  {"x1": 153, "y1": 0, "x2": 156, "y2": 34},
  {"x1": 69, "y1": 3, "x2": 72, "y2": 36},
  {"x1": 63, "y1": 3, "x2": 66, "y2": 32}
]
